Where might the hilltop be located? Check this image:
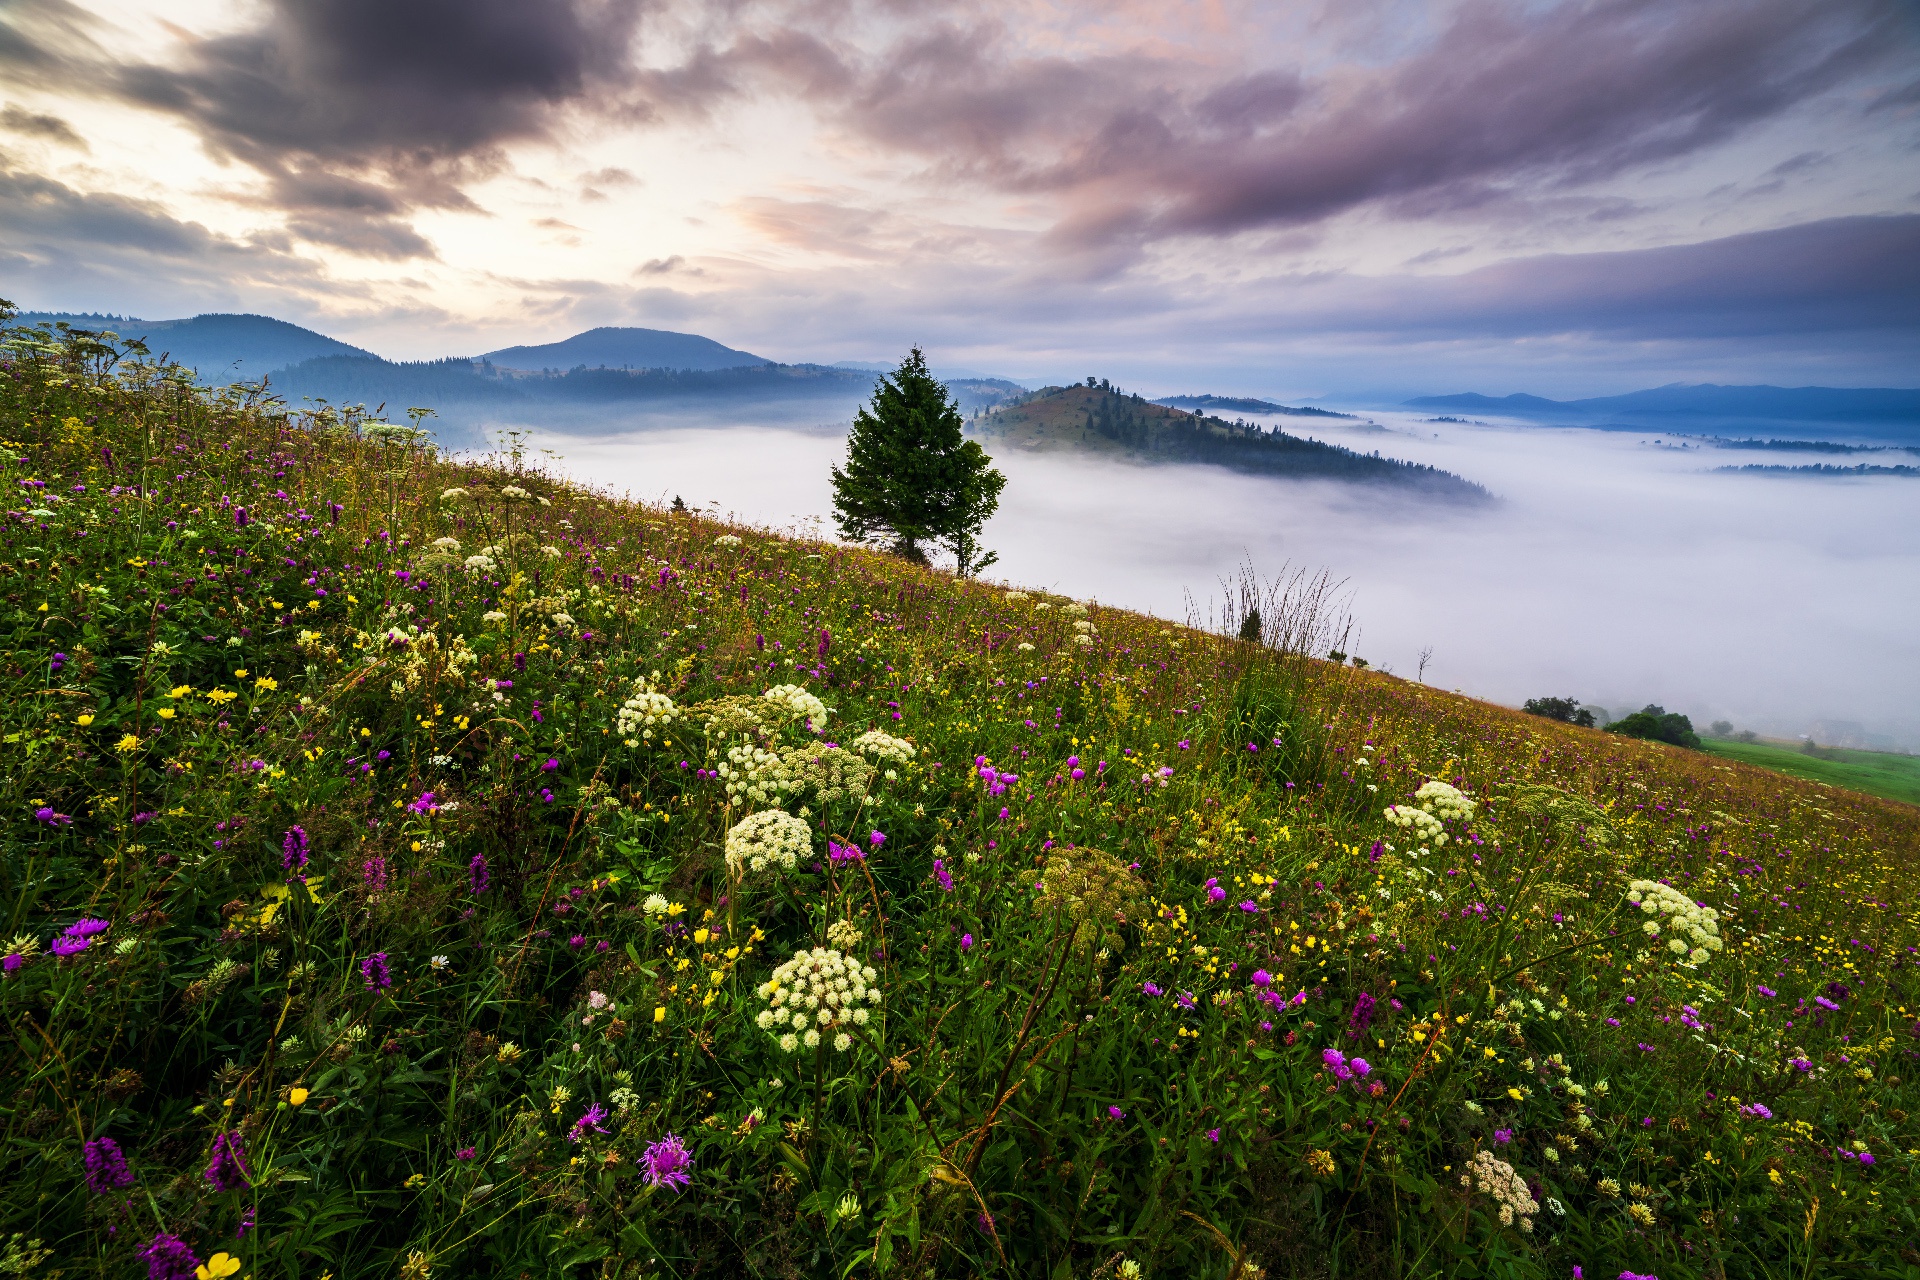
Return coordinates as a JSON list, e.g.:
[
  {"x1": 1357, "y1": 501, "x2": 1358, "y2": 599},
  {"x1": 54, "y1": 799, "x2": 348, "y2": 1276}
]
[
  {"x1": 976, "y1": 381, "x2": 1489, "y2": 499},
  {"x1": 481, "y1": 326, "x2": 770, "y2": 372},
  {"x1": 16, "y1": 310, "x2": 374, "y2": 380},
  {"x1": 1, "y1": 316, "x2": 1915, "y2": 1278},
  {"x1": 1409, "y1": 383, "x2": 1920, "y2": 443}
]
